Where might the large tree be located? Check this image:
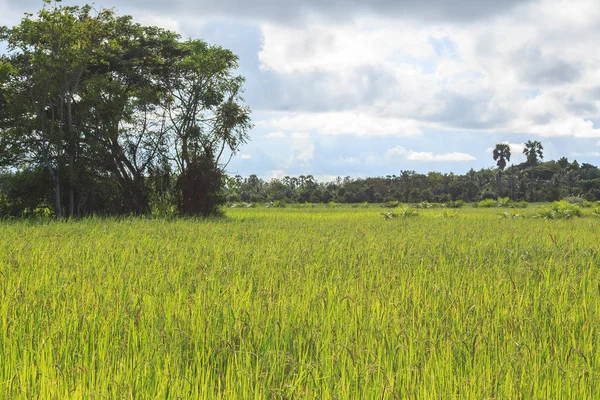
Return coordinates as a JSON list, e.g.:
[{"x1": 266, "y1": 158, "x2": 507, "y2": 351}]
[
  {"x1": 523, "y1": 140, "x2": 543, "y2": 201},
  {"x1": 0, "y1": 2, "x2": 251, "y2": 217},
  {"x1": 492, "y1": 143, "x2": 511, "y2": 196}
]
